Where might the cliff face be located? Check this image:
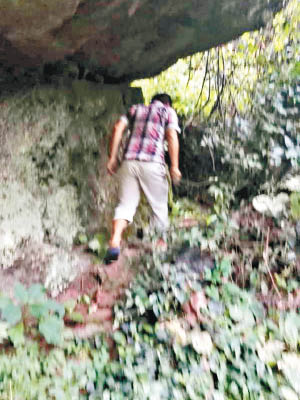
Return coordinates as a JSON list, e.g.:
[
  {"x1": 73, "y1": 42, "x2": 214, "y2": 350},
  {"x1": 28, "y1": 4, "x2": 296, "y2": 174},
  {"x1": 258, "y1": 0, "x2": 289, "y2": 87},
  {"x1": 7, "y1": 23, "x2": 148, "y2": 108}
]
[
  {"x1": 0, "y1": 0, "x2": 283, "y2": 82},
  {"x1": 0, "y1": 82, "x2": 142, "y2": 294},
  {"x1": 0, "y1": 0, "x2": 284, "y2": 294}
]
